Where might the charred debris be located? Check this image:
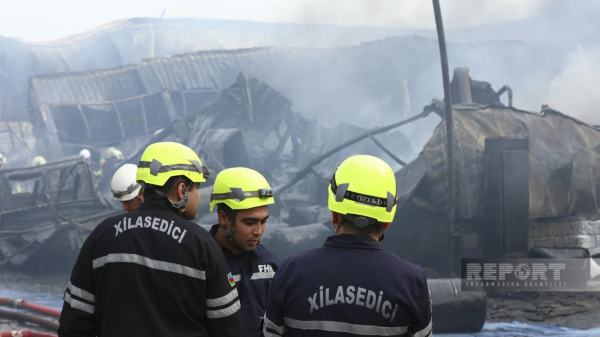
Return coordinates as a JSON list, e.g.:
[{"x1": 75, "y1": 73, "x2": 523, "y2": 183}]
[
  {"x1": 0, "y1": 29, "x2": 599, "y2": 334},
  {"x1": 3, "y1": 49, "x2": 600, "y2": 278},
  {"x1": 0, "y1": 37, "x2": 600, "y2": 276}
]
